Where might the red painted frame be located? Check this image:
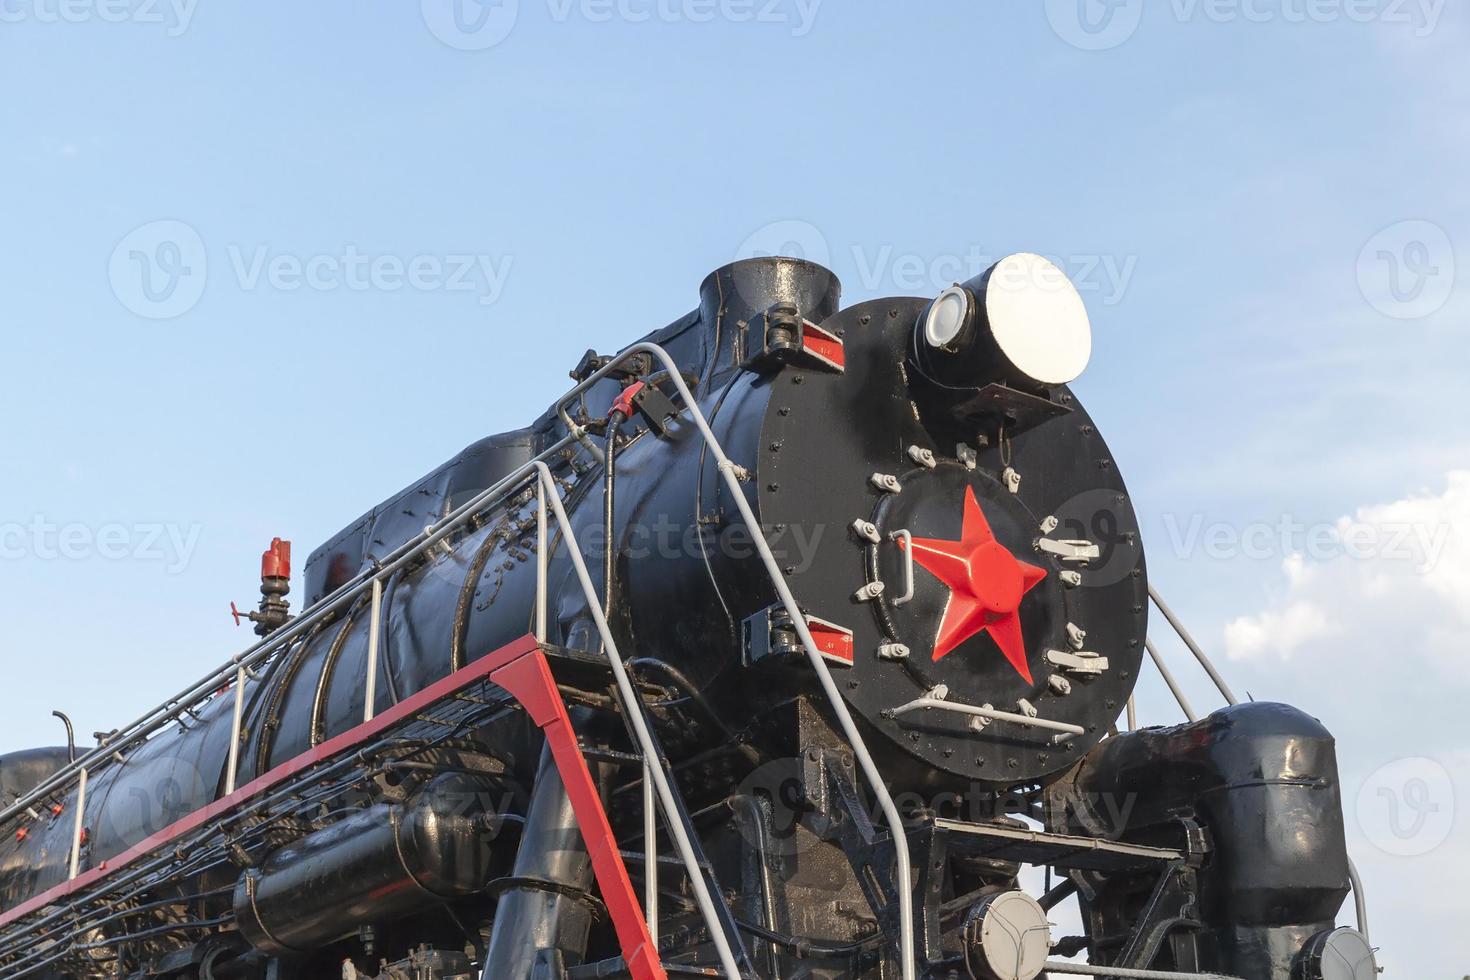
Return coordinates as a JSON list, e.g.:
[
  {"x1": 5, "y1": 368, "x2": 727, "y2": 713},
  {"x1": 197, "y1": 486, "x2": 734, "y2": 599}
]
[{"x1": 0, "y1": 635, "x2": 667, "y2": 980}]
